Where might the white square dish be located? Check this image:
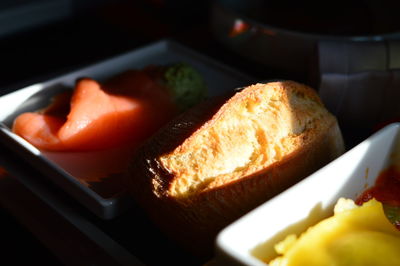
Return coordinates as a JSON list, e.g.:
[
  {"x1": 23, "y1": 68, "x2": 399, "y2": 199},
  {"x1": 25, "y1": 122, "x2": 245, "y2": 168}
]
[
  {"x1": 215, "y1": 123, "x2": 400, "y2": 265},
  {"x1": 0, "y1": 39, "x2": 255, "y2": 219}
]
